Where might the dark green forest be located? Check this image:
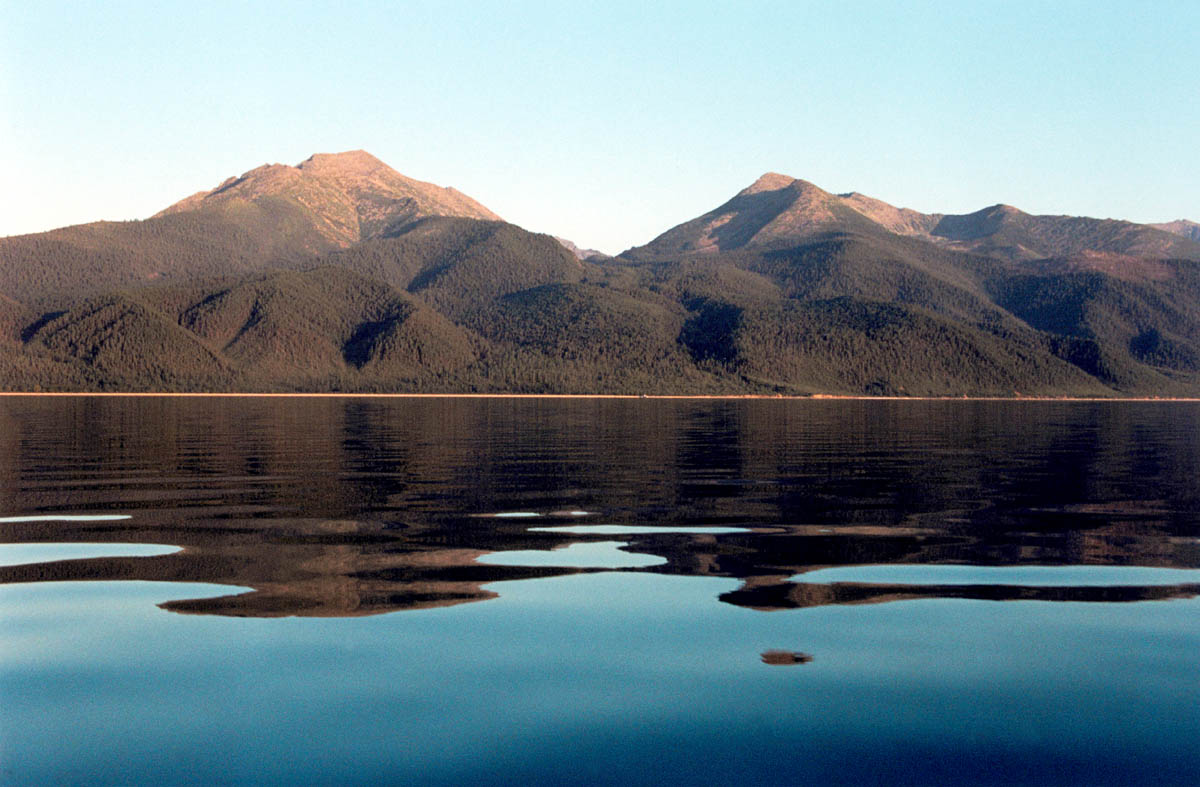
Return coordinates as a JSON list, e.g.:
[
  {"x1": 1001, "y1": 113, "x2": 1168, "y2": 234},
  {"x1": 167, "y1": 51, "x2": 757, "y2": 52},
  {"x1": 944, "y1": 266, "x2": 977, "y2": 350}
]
[{"x1": 3, "y1": 176, "x2": 1200, "y2": 396}]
